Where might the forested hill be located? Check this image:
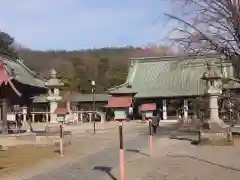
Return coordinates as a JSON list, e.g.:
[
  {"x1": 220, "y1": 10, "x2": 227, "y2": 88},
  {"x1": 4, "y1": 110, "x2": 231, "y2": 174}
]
[{"x1": 18, "y1": 46, "x2": 170, "y2": 93}]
